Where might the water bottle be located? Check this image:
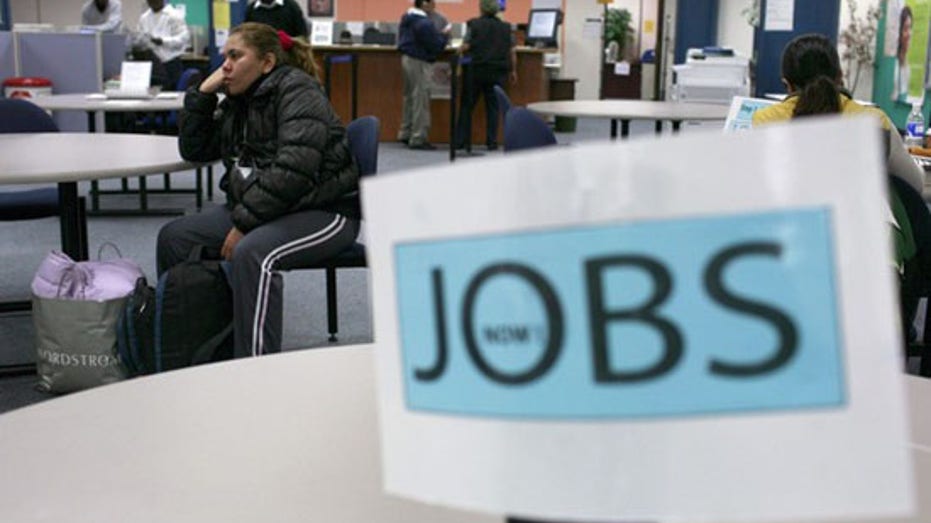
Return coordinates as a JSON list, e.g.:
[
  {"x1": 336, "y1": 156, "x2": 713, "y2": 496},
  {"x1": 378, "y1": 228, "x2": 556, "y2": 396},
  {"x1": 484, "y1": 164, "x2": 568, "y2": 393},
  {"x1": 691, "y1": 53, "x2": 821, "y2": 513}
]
[{"x1": 906, "y1": 103, "x2": 925, "y2": 148}]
